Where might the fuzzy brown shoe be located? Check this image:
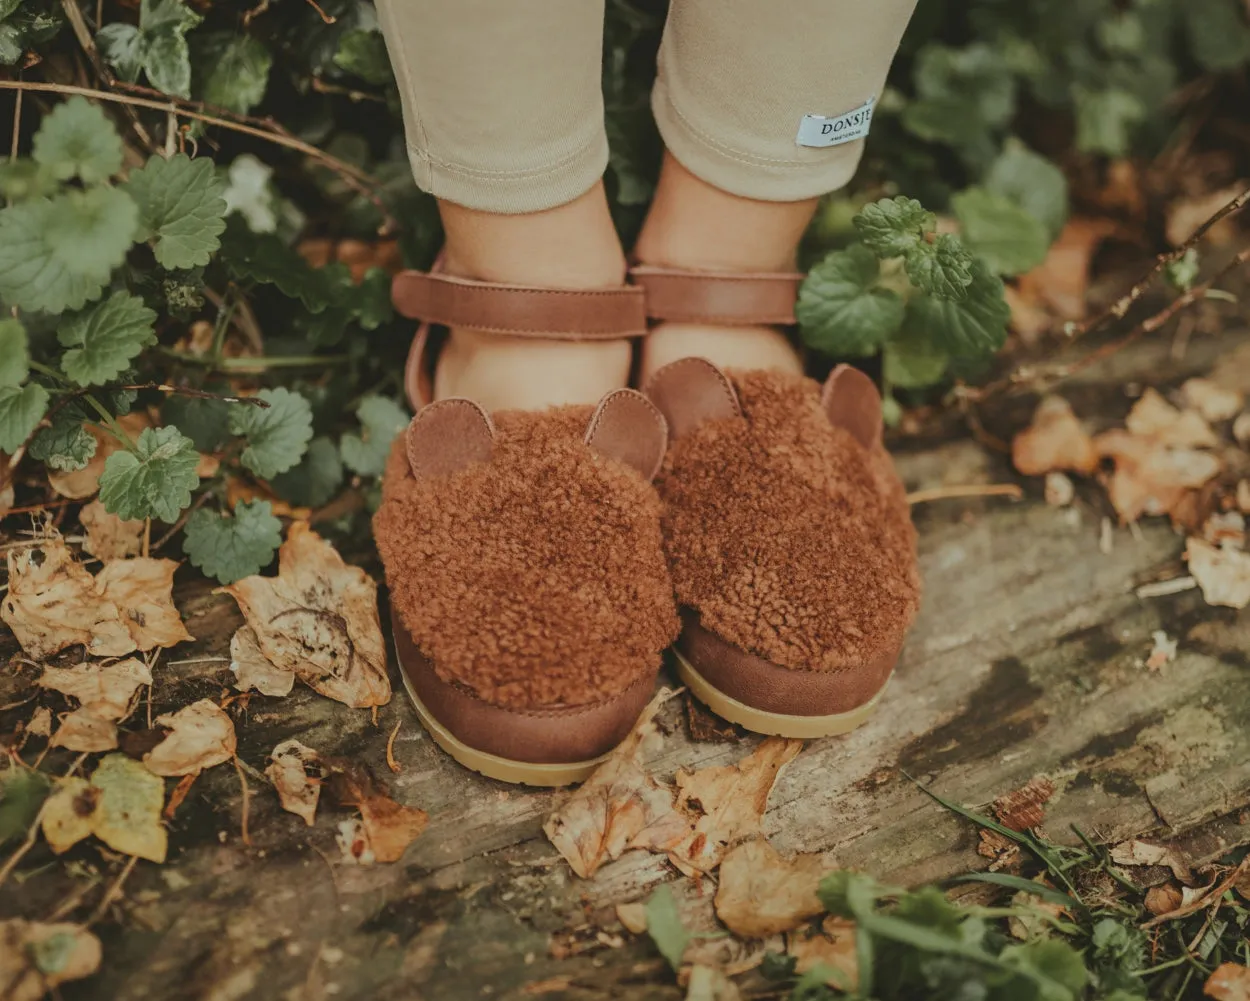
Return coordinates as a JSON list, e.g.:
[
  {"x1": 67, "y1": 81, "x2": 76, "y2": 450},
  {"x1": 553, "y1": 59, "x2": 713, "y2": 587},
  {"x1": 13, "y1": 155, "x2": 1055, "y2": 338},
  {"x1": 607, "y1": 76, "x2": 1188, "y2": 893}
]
[{"x1": 643, "y1": 356, "x2": 920, "y2": 739}]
